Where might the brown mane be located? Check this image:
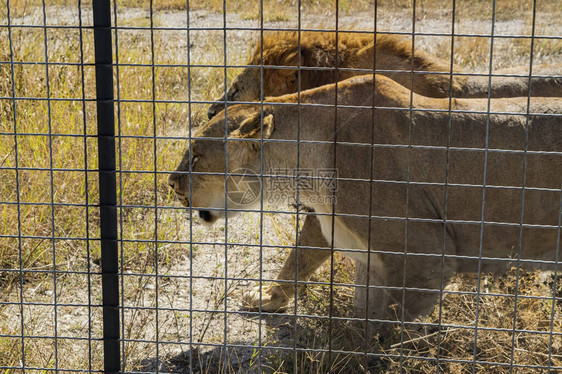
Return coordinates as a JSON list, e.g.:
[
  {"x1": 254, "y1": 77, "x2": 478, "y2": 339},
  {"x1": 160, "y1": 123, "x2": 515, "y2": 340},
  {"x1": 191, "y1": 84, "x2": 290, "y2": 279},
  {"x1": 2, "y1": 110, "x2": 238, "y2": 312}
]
[
  {"x1": 206, "y1": 29, "x2": 561, "y2": 119},
  {"x1": 249, "y1": 31, "x2": 374, "y2": 67},
  {"x1": 247, "y1": 30, "x2": 455, "y2": 95}
]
